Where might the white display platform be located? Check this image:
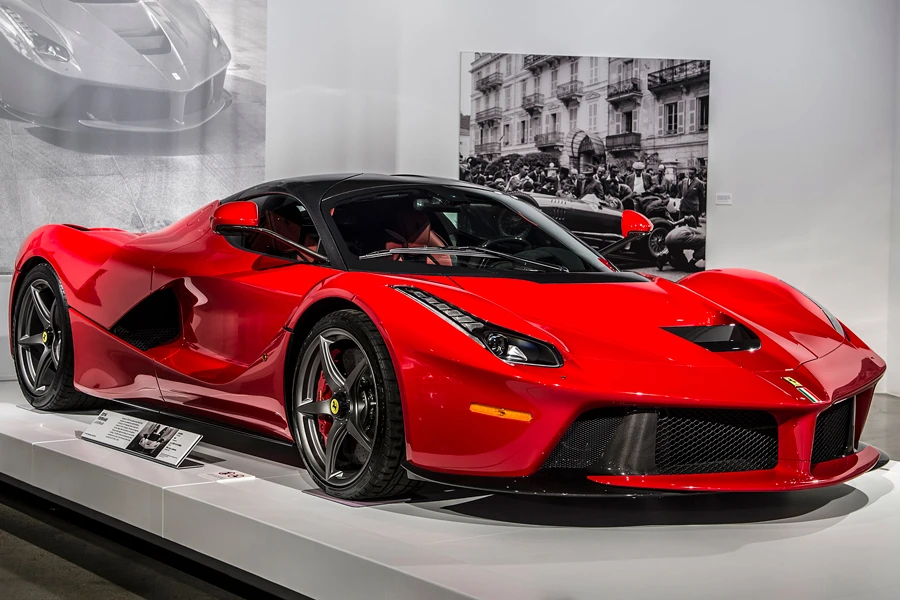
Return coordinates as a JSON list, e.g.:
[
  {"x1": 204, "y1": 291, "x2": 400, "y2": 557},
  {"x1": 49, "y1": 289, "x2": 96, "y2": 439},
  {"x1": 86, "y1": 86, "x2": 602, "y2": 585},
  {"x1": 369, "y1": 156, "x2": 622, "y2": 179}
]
[{"x1": 0, "y1": 380, "x2": 898, "y2": 600}]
